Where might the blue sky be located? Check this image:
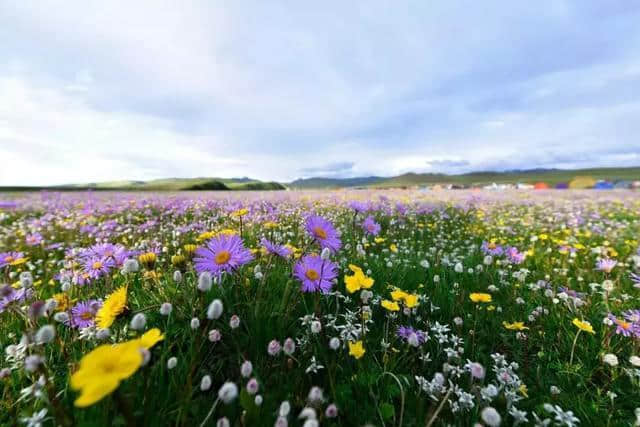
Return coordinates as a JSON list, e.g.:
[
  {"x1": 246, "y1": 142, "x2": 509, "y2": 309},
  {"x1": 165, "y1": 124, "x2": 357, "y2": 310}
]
[{"x1": 1, "y1": 1, "x2": 639, "y2": 185}]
